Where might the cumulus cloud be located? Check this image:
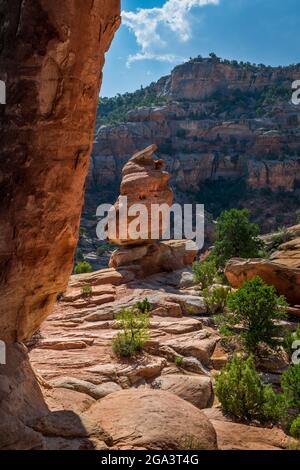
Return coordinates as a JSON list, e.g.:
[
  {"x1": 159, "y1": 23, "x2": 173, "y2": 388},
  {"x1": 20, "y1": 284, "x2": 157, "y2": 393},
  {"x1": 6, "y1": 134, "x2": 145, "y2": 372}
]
[{"x1": 122, "y1": 0, "x2": 220, "y2": 66}]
